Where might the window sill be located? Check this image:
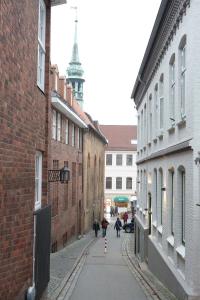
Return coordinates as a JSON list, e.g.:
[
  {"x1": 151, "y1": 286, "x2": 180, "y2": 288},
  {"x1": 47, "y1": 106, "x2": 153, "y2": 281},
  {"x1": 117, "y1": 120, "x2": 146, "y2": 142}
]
[
  {"x1": 167, "y1": 235, "x2": 174, "y2": 247},
  {"x1": 176, "y1": 245, "x2": 185, "y2": 259},
  {"x1": 157, "y1": 225, "x2": 163, "y2": 234}
]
